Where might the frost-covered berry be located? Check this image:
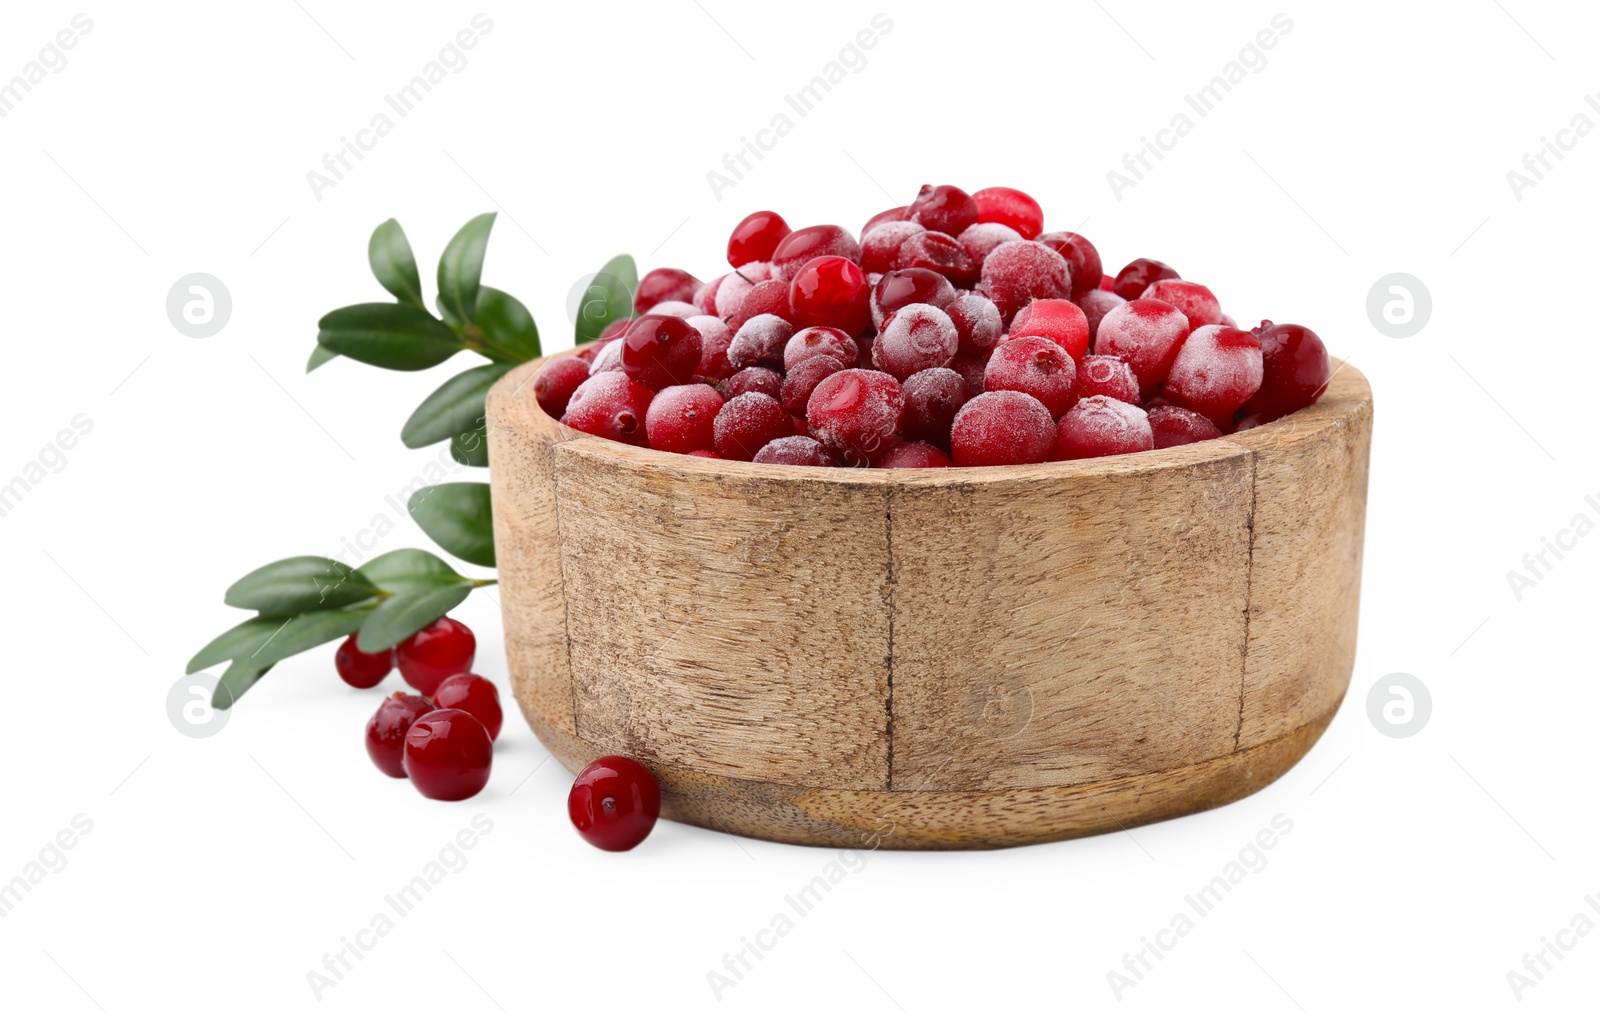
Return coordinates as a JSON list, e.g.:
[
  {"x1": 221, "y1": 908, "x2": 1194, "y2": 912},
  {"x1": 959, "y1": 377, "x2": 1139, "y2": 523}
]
[
  {"x1": 713, "y1": 392, "x2": 794, "y2": 461},
  {"x1": 1093, "y1": 298, "x2": 1191, "y2": 391},
  {"x1": 718, "y1": 365, "x2": 783, "y2": 401},
  {"x1": 645, "y1": 383, "x2": 724, "y2": 454},
  {"x1": 950, "y1": 390, "x2": 1055, "y2": 466},
  {"x1": 946, "y1": 294, "x2": 1003, "y2": 357},
  {"x1": 875, "y1": 441, "x2": 952, "y2": 468},
  {"x1": 563, "y1": 372, "x2": 654, "y2": 446},
  {"x1": 1074, "y1": 354, "x2": 1141, "y2": 405},
  {"x1": 861, "y1": 220, "x2": 925, "y2": 274},
  {"x1": 984, "y1": 336, "x2": 1078, "y2": 417},
  {"x1": 972, "y1": 186, "x2": 1043, "y2": 239},
  {"x1": 687, "y1": 315, "x2": 736, "y2": 380},
  {"x1": 533, "y1": 357, "x2": 591, "y2": 419},
  {"x1": 1009, "y1": 299, "x2": 1090, "y2": 361},
  {"x1": 780, "y1": 354, "x2": 848, "y2": 416},
  {"x1": 752, "y1": 435, "x2": 837, "y2": 466},
  {"x1": 807, "y1": 368, "x2": 905, "y2": 465},
  {"x1": 1163, "y1": 325, "x2": 1264, "y2": 427},
  {"x1": 772, "y1": 225, "x2": 861, "y2": 283},
  {"x1": 727, "y1": 313, "x2": 795, "y2": 371},
  {"x1": 1142, "y1": 279, "x2": 1223, "y2": 330},
  {"x1": 896, "y1": 231, "x2": 979, "y2": 288},
  {"x1": 1053, "y1": 396, "x2": 1154, "y2": 460},
  {"x1": 1075, "y1": 289, "x2": 1127, "y2": 343},
  {"x1": 784, "y1": 326, "x2": 858, "y2": 371},
  {"x1": 1037, "y1": 232, "x2": 1102, "y2": 300},
  {"x1": 634, "y1": 267, "x2": 701, "y2": 315},
  {"x1": 872, "y1": 304, "x2": 959, "y2": 380},
  {"x1": 978, "y1": 240, "x2": 1072, "y2": 323},
  {"x1": 900, "y1": 366, "x2": 971, "y2": 448},
  {"x1": 1148, "y1": 405, "x2": 1223, "y2": 448},
  {"x1": 957, "y1": 222, "x2": 1022, "y2": 265}
]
